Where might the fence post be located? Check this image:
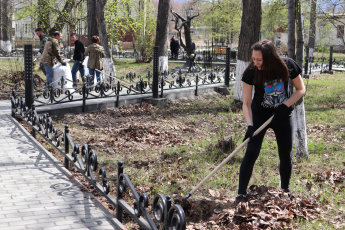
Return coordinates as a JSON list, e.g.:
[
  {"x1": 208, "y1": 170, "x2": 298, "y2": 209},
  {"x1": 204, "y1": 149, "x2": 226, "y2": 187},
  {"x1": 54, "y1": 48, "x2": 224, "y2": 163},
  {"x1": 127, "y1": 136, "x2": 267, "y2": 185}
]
[
  {"x1": 64, "y1": 125, "x2": 70, "y2": 170},
  {"x1": 24, "y1": 44, "x2": 34, "y2": 109},
  {"x1": 164, "y1": 196, "x2": 172, "y2": 227},
  {"x1": 195, "y1": 74, "x2": 199, "y2": 96},
  {"x1": 31, "y1": 105, "x2": 36, "y2": 138},
  {"x1": 116, "y1": 81, "x2": 120, "y2": 108},
  {"x1": 225, "y1": 47, "x2": 230, "y2": 87},
  {"x1": 304, "y1": 46, "x2": 309, "y2": 75},
  {"x1": 50, "y1": 87, "x2": 54, "y2": 104},
  {"x1": 117, "y1": 161, "x2": 124, "y2": 222},
  {"x1": 100, "y1": 82, "x2": 104, "y2": 97},
  {"x1": 82, "y1": 84, "x2": 86, "y2": 112},
  {"x1": 329, "y1": 46, "x2": 333, "y2": 71},
  {"x1": 160, "y1": 76, "x2": 164, "y2": 98},
  {"x1": 11, "y1": 90, "x2": 15, "y2": 117},
  {"x1": 152, "y1": 46, "x2": 159, "y2": 98}
]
